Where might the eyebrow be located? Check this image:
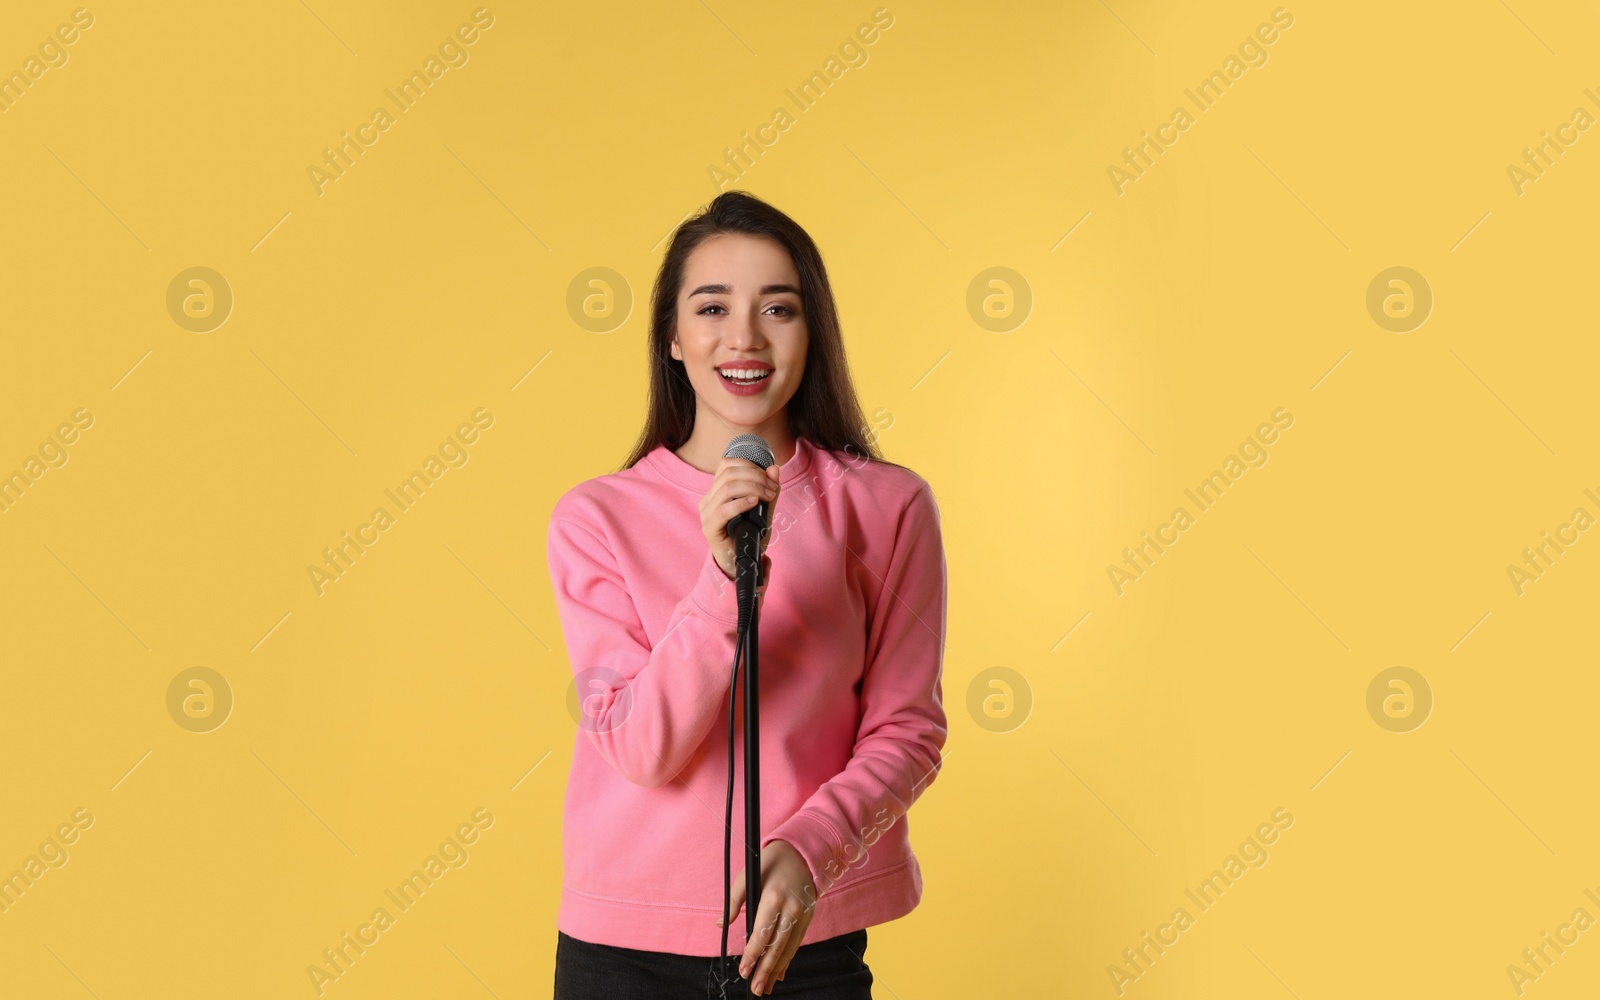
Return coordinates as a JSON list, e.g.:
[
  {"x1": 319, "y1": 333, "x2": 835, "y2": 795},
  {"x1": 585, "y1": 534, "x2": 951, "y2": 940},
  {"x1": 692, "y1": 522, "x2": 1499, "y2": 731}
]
[{"x1": 688, "y1": 283, "x2": 801, "y2": 297}]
